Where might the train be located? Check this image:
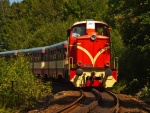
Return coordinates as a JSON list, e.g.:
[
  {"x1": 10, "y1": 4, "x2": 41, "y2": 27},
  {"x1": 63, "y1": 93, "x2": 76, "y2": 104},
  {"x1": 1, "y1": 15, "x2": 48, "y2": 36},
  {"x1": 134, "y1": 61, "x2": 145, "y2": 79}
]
[{"x1": 0, "y1": 20, "x2": 118, "y2": 89}]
